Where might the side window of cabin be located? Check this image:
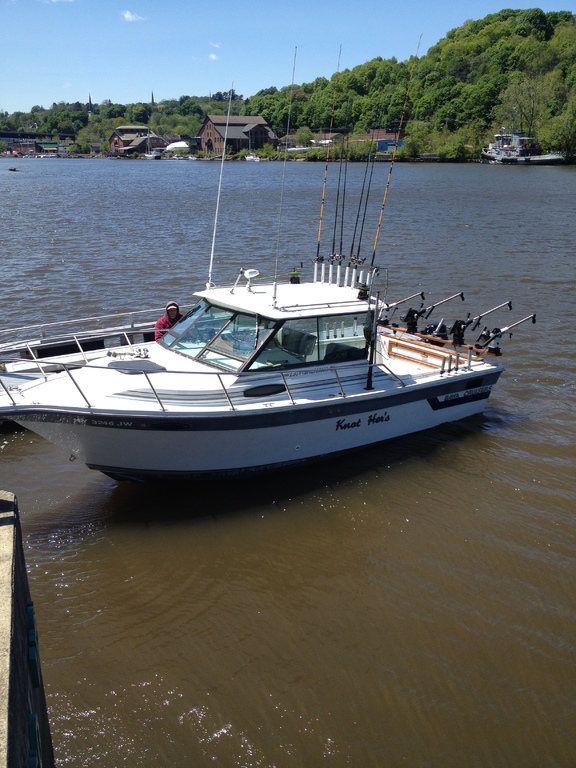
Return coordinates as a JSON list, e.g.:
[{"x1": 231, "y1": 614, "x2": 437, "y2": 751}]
[
  {"x1": 200, "y1": 314, "x2": 275, "y2": 370},
  {"x1": 317, "y1": 313, "x2": 368, "y2": 363},
  {"x1": 249, "y1": 313, "x2": 368, "y2": 369},
  {"x1": 250, "y1": 319, "x2": 318, "y2": 369}
]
